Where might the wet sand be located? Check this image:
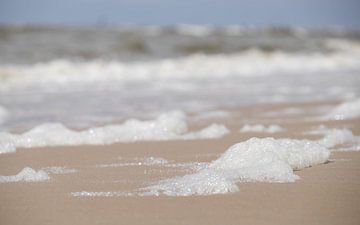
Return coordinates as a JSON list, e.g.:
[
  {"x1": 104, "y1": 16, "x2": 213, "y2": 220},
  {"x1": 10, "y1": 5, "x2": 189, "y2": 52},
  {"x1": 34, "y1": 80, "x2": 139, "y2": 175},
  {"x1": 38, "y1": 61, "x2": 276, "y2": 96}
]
[{"x1": 0, "y1": 101, "x2": 359, "y2": 225}]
